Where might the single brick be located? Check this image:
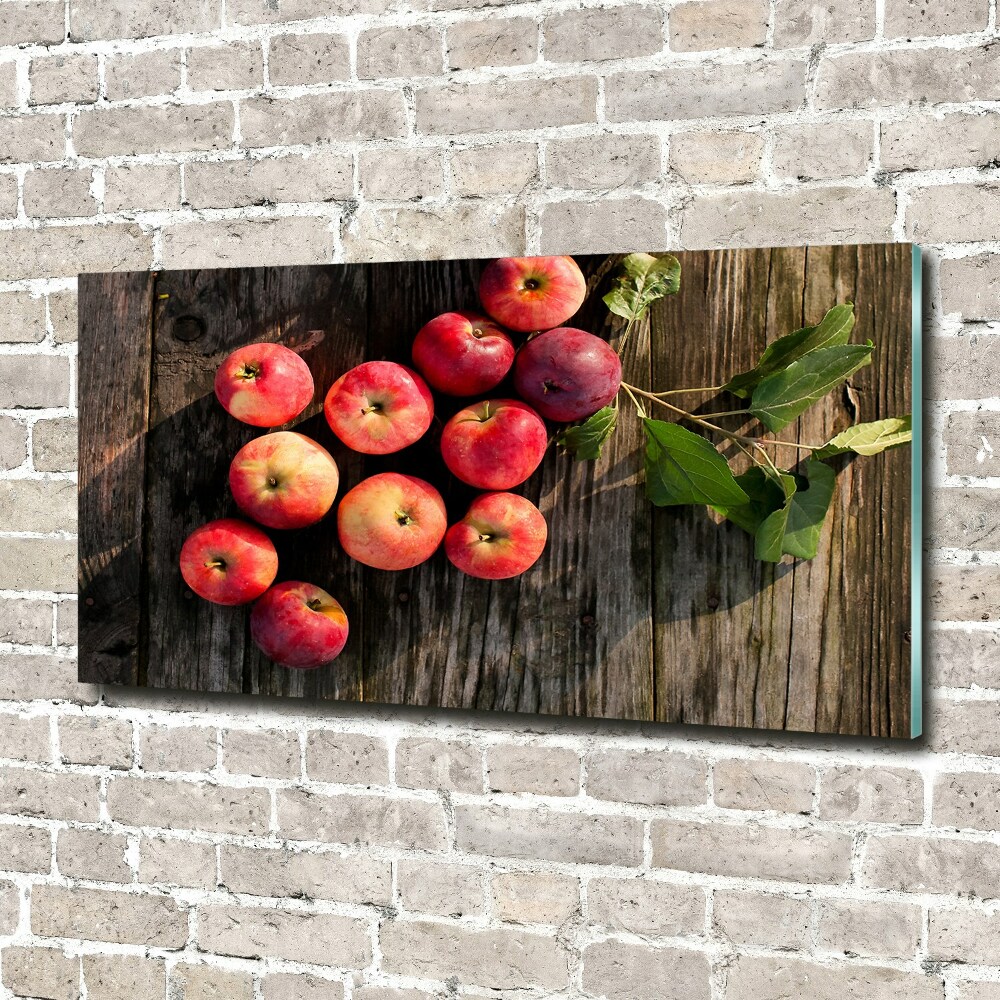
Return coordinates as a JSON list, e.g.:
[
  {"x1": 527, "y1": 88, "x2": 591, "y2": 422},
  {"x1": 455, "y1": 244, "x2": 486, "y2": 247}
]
[
  {"x1": 184, "y1": 153, "x2": 353, "y2": 209},
  {"x1": 57, "y1": 829, "x2": 131, "y2": 884},
  {"x1": 219, "y1": 843, "x2": 391, "y2": 905},
  {"x1": 0, "y1": 115, "x2": 66, "y2": 164},
  {"x1": 398, "y1": 859, "x2": 484, "y2": 917},
  {"x1": 927, "y1": 628, "x2": 1000, "y2": 688},
  {"x1": 23, "y1": 168, "x2": 96, "y2": 220},
  {"x1": 726, "y1": 955, "x2": 943, "y2": 1000},
  {"x1": 817, "y1": 897, "x2": 922, "y2": 960},
  {"x1": 544, "y1": 6, "x2": 664, "y2": 61},
  {"x1": 357, "y1": 25, "x2": 443, "y2": 78},
  {"x1": 305, "y1": 731, "x2": 389, "y2": 785},
  {"x1": 954, "y1": 985, "x2": 1000, "y2": 1000},
  {"x1": 0, "y1": 769, "x2": 98, "y2": 822},
  {"x1": 491, "y1": 871, "x2": 578, "y2": 925},
  {"x1": 268, "y1": 32, "x2": 350, "y2": 86},
  {"x1": 450, "y1": 143, "x2": 537, "y2": 197},
  {"x1": 670, "y1": 0, "x2": 767, "y2": 50},
  {"x1": 104, "y1": 49, "x2": 181, "y2": 100},
  {"x1": 862, "y1": 833, "x2": 1000, "y2": 897},
  {"x1": 0, "y1": 538, "x2": 76, "y2": 593},
  {"x1": 931, "y1": 332, "x2": 1000, "y2": 402},
  {"x1": 353, "y1": 988, "x2": 432, "y2": 1000},
  {"x1": 31, "y1": 885, "x2": 188, "y2": 947},
  {"x1": 47, "y1": 291, "x2": 76, "y2": 344},
  {"x1": 198, "y1": 905, "x2": 371, "y2": 967},
  {"x1": 59, "y1": 715, "x2": 132, "y2": 768},
  {"x1": 929, "y1": 566, "x2": 1000, "y2": 621},
  {"x1": 54, "y1": 602, "x2": 76, "y2": 646},
  {"x1": 0, "y1": 823, "x2": 52, "y2": 873},
  {"x1": 773, "y1": 0, "x2": 875, "y2": 45},
  {"x1": 104, "y1": 163, "x2": 181, "y2": 213},
  {"x1": 29, "y1": 54, "x2": 98, "y2": 106},
  {"x1": 652, "y1": 820, "x2": 852, "y2": 884},
  {"x1": 714, "y1": 759, "x2": 815, "y2": 813},
  {"x1": 32, "y1": 418, "x2": 79, "y2": 473},
  {"x1": 0, "y1": 173, "x2": 16, "y2": 218},
  {"x1": 187, "y1": 41, "x2": 262, "y2": 91},
  {"x1": 819, "y1": 765, "x2": 923, "y2": 823},
  {"x1": 0, "y1": 291, "x2": 46, "y2": 345},
  {"x1": 771, "y1": 121, "x2": 874, "y2": 181},
  {"x1": 138, "y1": 836, "x2": 217, "y2": 889},
  {"x1": 455, "y1": 803, "x2": 643, "y2": 866},
  {"x1": 223, "y1": 727, "x2": 299, "y2": 779},
  {"x1": 713, "y1": 890, "x2": 811, "y2": 949},
  {"x1": 907, "y1": 183, "x2": 1000, "y2": 243},
  {"x1": 586, "y1": 749, "x2": 707, "y2": 806},
  {"x1": 1, "y1": 947, "x2": 79, "y2": 1000},
  {"x1": 73, "y1": 104, "x2": 234, "y2": 157},
  {"x1": 83, "y1": 954, "x2": 166, "y2": 1000},
  {"x1": 141, "y1": 724, "x2": 217, "y2": 773},
  {"x1": 394, "y1": 736, "x2": 483, "y2": 792},
  {"x1": 415, "y1": 76, "x2": 597, "y2": 134},
  {"x1": 547, "y1": 133, "x2": 660, "y2": 190},
  {"x1": 934, "y1": 771, "x2": 1000, "y2": 831},
  {"x1": 930, "y1": 488, "x2": 1000, "y2": 549},
  {"x1": 381, "y1": 920, "x2": 569, "y2": 990},
  {"x1": 277, "y1": 789, "x2": 447, "y2": 850},
  {"x1": 0, "y1": 61, "x2": 17, "y2": 110},
  {"x1": 229, "y1": 0, "x2": 389, "y2": 22},
  {"x1": 358, "y1": 147, "x2": 445, "y2": 201},
  {"x1": 69, "y1": 0, "x2": 221, "y2": 40},
  {"x1": 0, "y1": 417, "x2": 28, "y2": 470},
  {"x1": 447, "y1": 17, "x2": 537, "y2": 69},
  {"x1": 587, "y1": 877, "x2": 705, "y2": 937},
  {"x1": 941, "y1": 255, "x2": 1000, "y2": 321},
  {"x1": 0, "y1": 478, "x2": 77, "y2": 534},
  {"x1": 0, "y1": 653, "x2": 93, "y2": 703},
  {"x1": 0, "y1": 598, "x2": 52, "y2": 646},
  {"x1": 581, "y1": 939, "x2": 711, "y2": 1000},
  {"x1": 160, "y1": 216, "x2": 333, "y2": 269},
  {"x1": 0, "y1": 880, "x2": 19, "y2": 935},
  {"x1": 170, "y1": 964, "x2": 255, "y2": 1000},
  {"x1": 0, "y1": 225, "x2": 153, "y2": 281},
  {"x1": 0, "y1": 1, "x2": 64, "y2": 46},
  {"x1": 678, "y1": 186, "x2": 896, "y2": 248},
  {"x1": 605, "y1": 61, "x2": 807, "y2": 122},
  {"x1": 882, "y1": 112, "x2": 1000, "y2": 172},
  {"x1": 106, "y1": 776, "x2": 271, "y2": 836},
  {"x1": 487, "y1": 745, "x2": 580, "y2": 796},
  {"x1": 262, "y1": 973, "x2": 344, "y2": 1000},
  {"x1": 885, "y1": 0, "x2": 988, "y2": 37},
  {"x1": 540, "y1": 197, "x2": 667, "y2": 254},
  {"x1": 930, "y1": 906, "x2": 1000, "y2": 964},
  {"x1": 0, "y1": 713, "x2": 50, "y2": 762}
]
